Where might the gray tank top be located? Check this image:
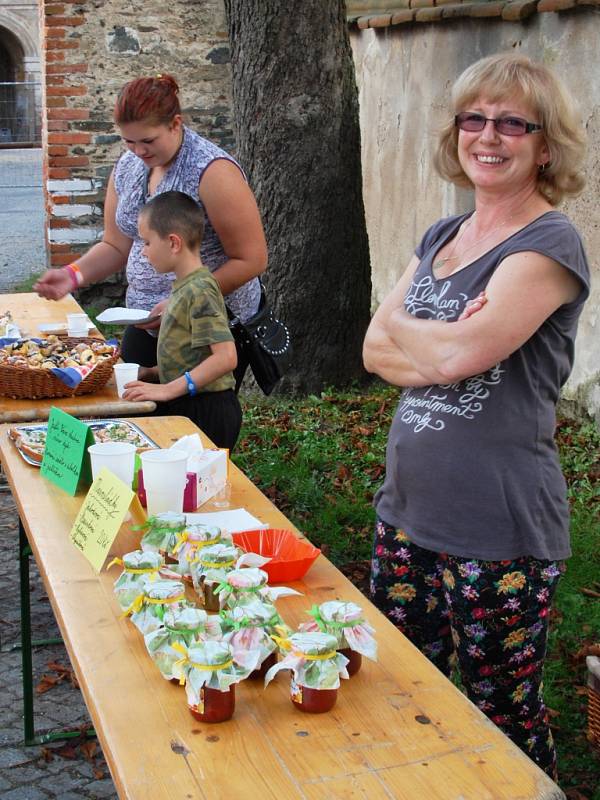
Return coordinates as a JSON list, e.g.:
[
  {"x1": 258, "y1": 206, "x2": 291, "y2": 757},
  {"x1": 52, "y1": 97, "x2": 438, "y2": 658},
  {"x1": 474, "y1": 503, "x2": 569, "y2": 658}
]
[
  {"x1": 375, "y1": 211, "x2": 590, "y2": 561},
  {"x1": 114, "y1": 125, "x2": 261, "y2": 322}
]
